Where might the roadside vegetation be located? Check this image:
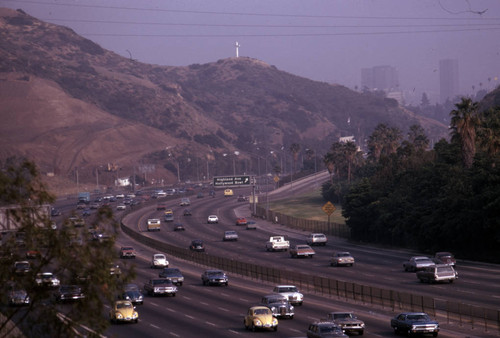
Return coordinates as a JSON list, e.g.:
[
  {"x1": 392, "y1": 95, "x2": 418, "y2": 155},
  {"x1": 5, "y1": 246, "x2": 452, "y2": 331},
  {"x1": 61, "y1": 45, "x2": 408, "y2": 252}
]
[
  {"x1": 0, "y1": 158, "x2": 134, "y2": 337},
  {"x1": 321, "y1": 98, "x2": 500, "y2": 263}
]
